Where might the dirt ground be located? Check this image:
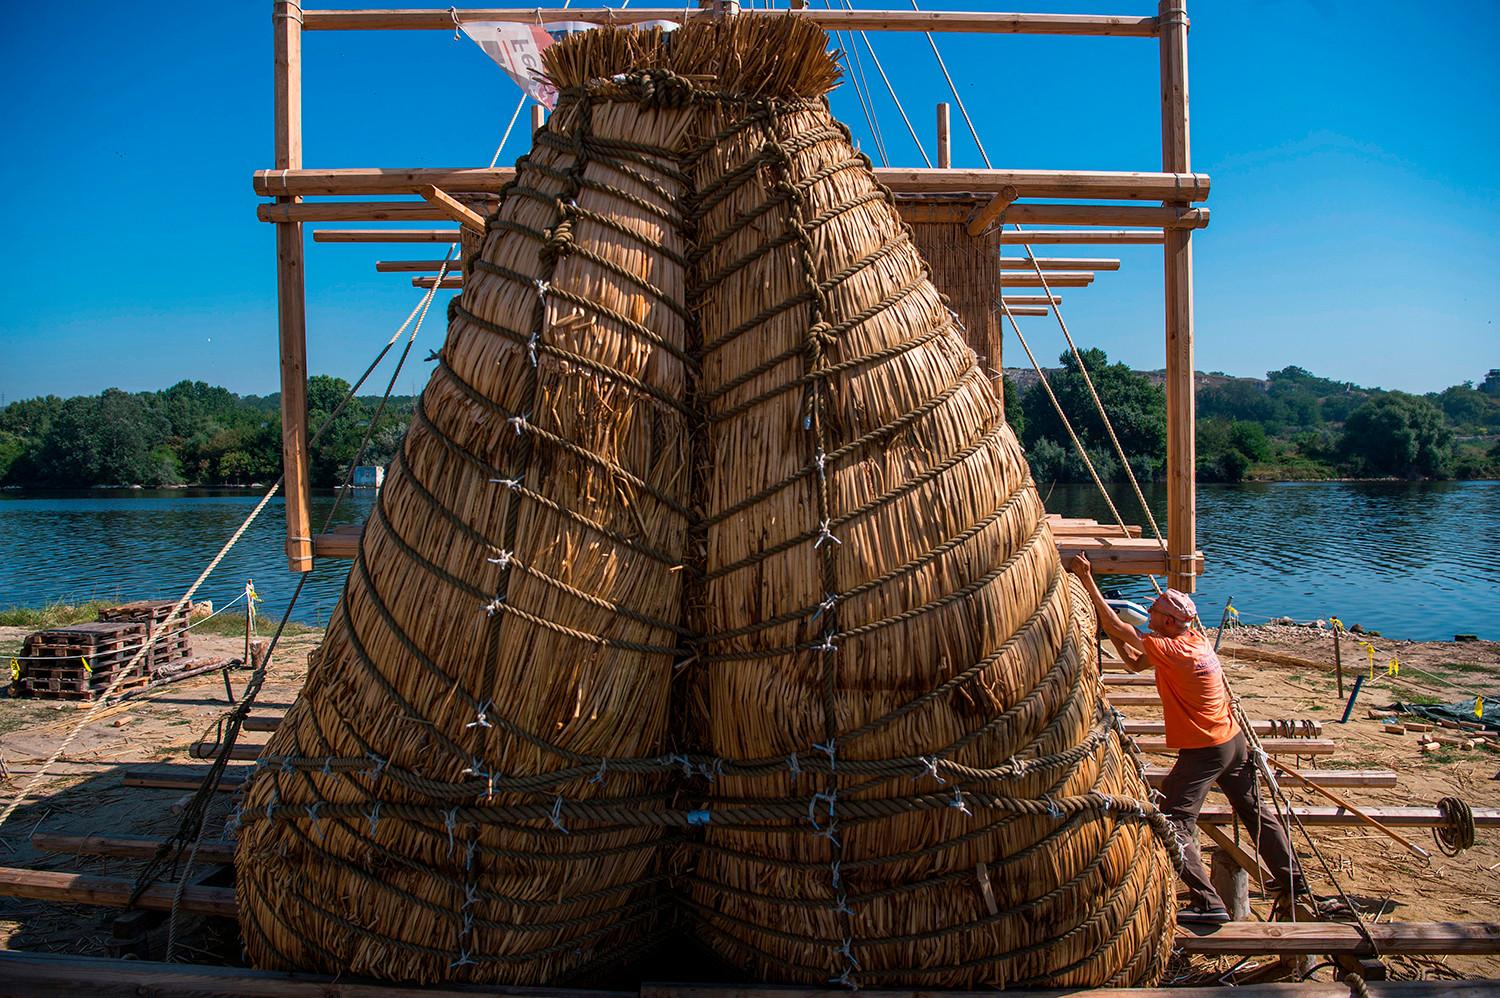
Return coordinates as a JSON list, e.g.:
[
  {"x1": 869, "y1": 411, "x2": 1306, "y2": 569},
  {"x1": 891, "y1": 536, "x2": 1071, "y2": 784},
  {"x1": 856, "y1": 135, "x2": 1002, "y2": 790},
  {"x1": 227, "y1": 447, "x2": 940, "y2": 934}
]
[{"x1": 0, "y1": 621, "x2": 1495, "y2": 983}]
